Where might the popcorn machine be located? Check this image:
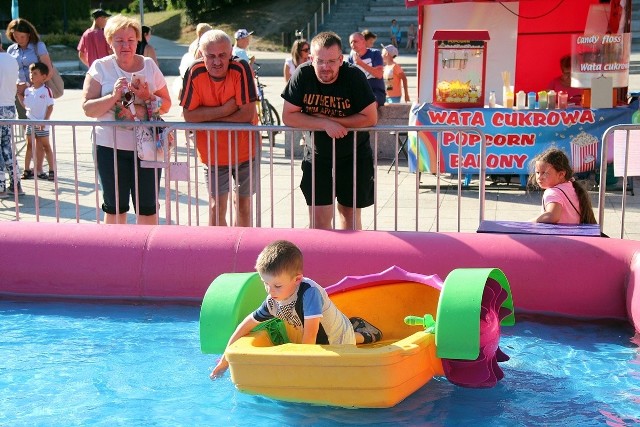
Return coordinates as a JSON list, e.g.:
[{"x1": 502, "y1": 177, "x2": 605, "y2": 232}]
[{"x1": 432, "y1": 30, "x2": 489, "y2": 108}]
